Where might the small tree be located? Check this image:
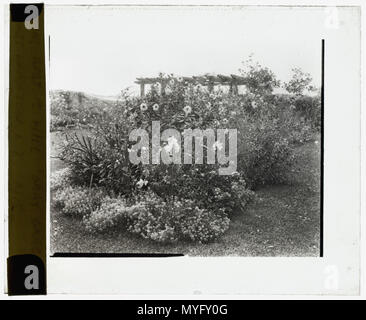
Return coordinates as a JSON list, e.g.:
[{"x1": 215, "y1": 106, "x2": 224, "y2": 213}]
[
  {"x1": 284, "y1": 67, "x2": 316, "y2": 96},
  {"x1": 239, "y1": 56, "x2": 280, "y2": 95}
]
